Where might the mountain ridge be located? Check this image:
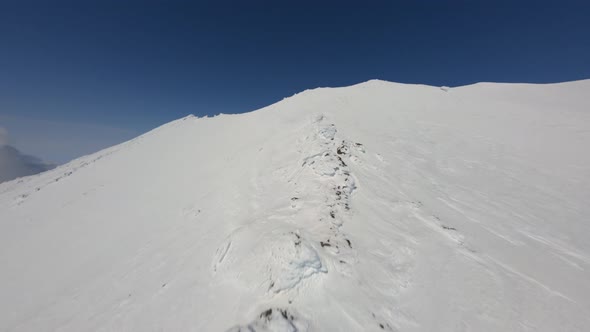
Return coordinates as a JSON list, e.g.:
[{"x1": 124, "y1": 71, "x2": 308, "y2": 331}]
[{"x1": 1, "y1": 79, "x2": 589, "y2": 331}]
